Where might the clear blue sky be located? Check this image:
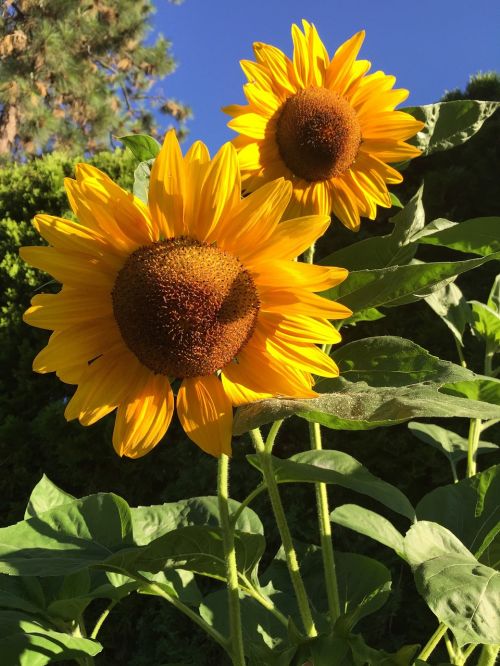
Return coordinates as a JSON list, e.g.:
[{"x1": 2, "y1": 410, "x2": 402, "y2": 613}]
[{"x1": 151, "y1": 0, "x2": 500, "y2": 153}]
